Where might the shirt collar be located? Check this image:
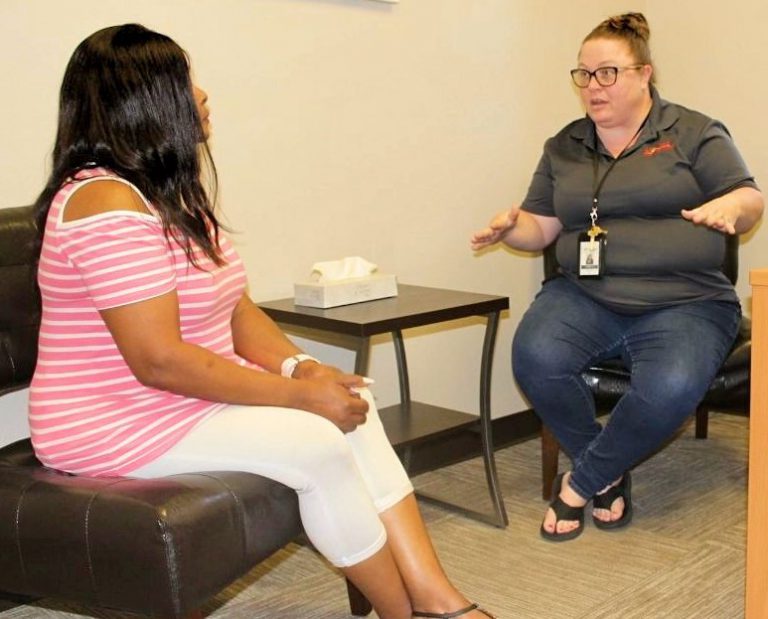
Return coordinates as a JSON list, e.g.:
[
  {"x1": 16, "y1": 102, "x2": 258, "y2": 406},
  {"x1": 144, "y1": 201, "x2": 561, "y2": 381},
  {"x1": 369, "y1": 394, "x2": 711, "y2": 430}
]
[{"x1": 570, "y1": 85, "x2": 680, "y2": 153}]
